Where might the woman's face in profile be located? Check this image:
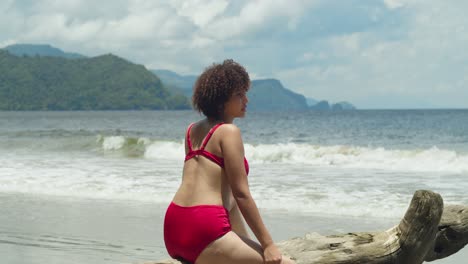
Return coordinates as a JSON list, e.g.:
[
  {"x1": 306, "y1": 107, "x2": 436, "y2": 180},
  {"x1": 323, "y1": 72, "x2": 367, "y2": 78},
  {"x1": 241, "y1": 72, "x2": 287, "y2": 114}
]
[{"x1": 224, "y1": 90, "x2": 249, "y2": 118}]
